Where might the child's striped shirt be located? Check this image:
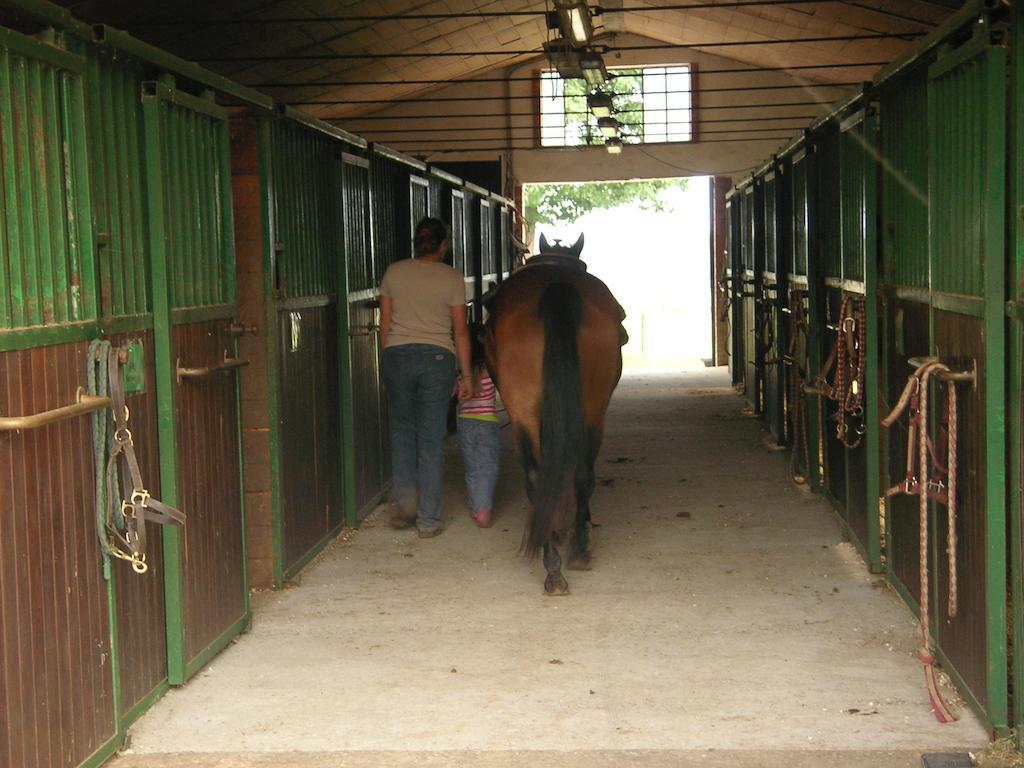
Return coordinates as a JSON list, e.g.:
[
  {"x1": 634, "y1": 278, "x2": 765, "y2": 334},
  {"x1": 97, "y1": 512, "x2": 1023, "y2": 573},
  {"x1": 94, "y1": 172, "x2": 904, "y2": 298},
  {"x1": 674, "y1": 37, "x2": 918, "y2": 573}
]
[{"x1": 458, "y1": 374, "x2": 498, "y2": 423}]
